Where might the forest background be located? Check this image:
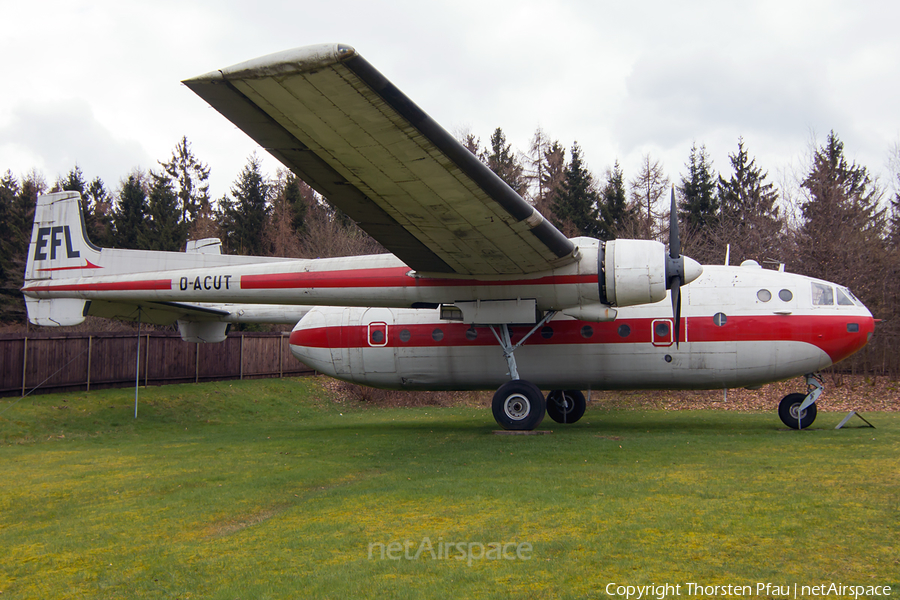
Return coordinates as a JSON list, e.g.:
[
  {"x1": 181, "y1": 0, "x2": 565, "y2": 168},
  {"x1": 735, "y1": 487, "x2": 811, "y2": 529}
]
[{"x1": 2, "y1": 127, "x2": 898, "y2": 376}]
